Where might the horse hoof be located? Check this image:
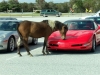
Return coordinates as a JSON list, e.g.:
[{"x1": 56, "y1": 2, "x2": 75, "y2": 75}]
[
  {"x1": 19, "y1": 55, "x2": 22, "y2": 57},
  {"x1": 18, "y1": 54, "x2": 22, "y2": 57},
  {"x1": 46, "y1": 52, "x2": 49, "y2": 55},
  {"x1": 27, "y1": 53, "x2": 30, "y2": 55},
  {"x1": 43, "y1": 53, "x2": 46, "y2": 55},
  {"x1": 30, "y1": 54, "x2": 33, "y2": 57}
]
